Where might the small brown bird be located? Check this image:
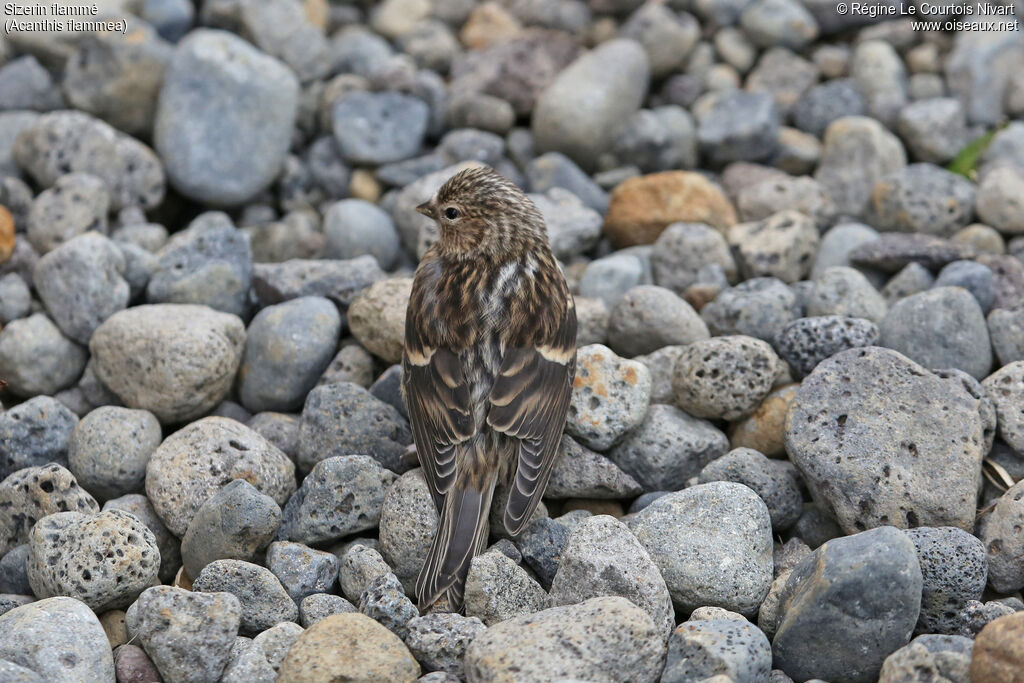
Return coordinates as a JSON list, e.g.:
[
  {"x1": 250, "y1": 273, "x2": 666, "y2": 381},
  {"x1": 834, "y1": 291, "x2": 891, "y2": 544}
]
[{"x1": 402, "y1": 166, "x2": 577, "y2": 611}]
